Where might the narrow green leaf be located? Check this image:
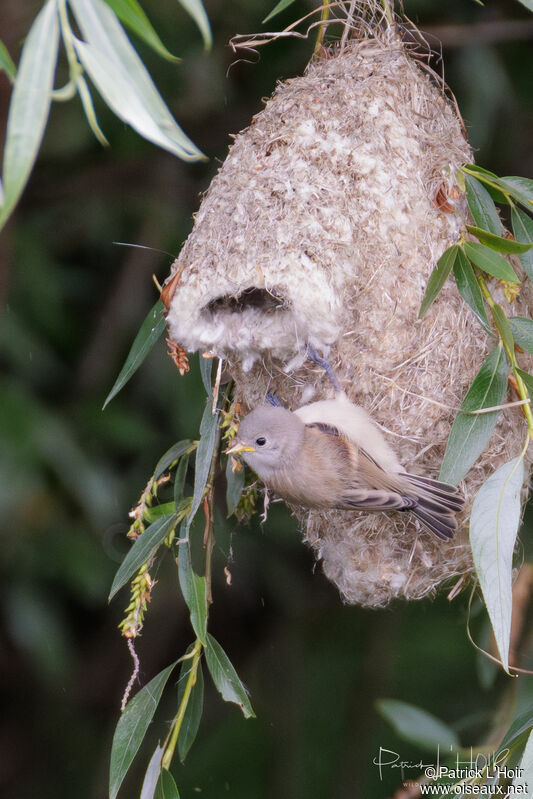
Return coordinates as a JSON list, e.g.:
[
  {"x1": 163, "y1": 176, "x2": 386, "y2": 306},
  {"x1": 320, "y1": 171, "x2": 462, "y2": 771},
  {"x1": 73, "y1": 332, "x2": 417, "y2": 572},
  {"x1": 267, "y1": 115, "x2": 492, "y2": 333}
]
[
  {"x1": 109, "y1": 513, "x2": 176, "y2": 600},
  {"x1": 103, "y1": 300, "x2": 165, "y2": 408},
  {"x1": 177, "y1": 0, "x2": 212, "y2": 49},
  {"x1": 509, "y1": 317, "x2": 533, "y2": 354},
  {"x1": 226, "y1": 457, "x2": 245, "y2": 517},
  {"x1": 498, "y1": 706, "x2": 533, "y2": 756},
  {"x1": 140, "y1": 744, "x2": 165, "y2": 799},
  {"x1": 110, "y1": 663, "x2": 178, "y2": 799},
  {"x1": 419, "y1": 246, "x2": 459, "y2": 318},
  {"x1": 516, "y1": 0, "x2": 533, "y2": 12},
  {"x1": 466, "y1": 225, "x2": 532, "y2": 254},
  {"x1": 154, "y1": 440, "x2": 193, "y2": 481},
  {"x1": 376, "y1": 699, "x2": 459, "y2": 752},
  {"x1": 74, "y1": 38, "x2": 191, "y2": 158},
  {"x1": 263, "y1": 0, "x2": 297, "y2": 23},
  {"x1": 513, "y1": 727, "x2": 533, "y2": 794},
  {"x1": 497, "y1": 176, "x2": 533, "y2": 210},
  {"x1": 462, "y1": 165, "x2": 508, "y2": 204},
  {"x1": 103, "y1": 0, "x2": 181, "y2": 62},
  {"x1": 439, "y1": 345, "x2": 508, "y2": 485},
  {"x1": 512, "y1": 208, "x2": 533, "y2": 282},
  {"x1": 464, "y1": 173, "x2": 502, "y2": 235},
  {"x1": 69, "y1": 0, "x2": 204, "y2": 160},
  {"x1": 463, "y1": 243, "x2": 519, "y2": 283},
  {"x1": 177, "y1": 534, "x2": 208, "y2": 645},
  {"x1": 174, "y1": 454, "x2": 190, "y2": 506},
  {"x1": 155, "y1": 769, "x2": 181, "y2": 799},
  {"x1": 1, "y1": 0, "x2": 59, "y2": 228},
  {"x1": 177, "y1": 655, "x2": 204, "y2": 762},
  {"x1": 188, "y1": 400, "x2": 219, "y2": 523},
  {"x1": 76, "y1": 72, "x2": 109, "y2": 145},
  {"x1": 452, "y1": 249, "x2": 491, "y2": 333},
  {"x1": 492, "y1": 305, "x2": 514, "y2": 354},
  {"x1": 0, "y1": 39, "x2": 16, "y2": 81},
  {"x1": 470, "y1": 455, "x2": 524, "y2": 673},
  {"x1": 199, "y1": 354, "x2": 213, "y2": 396},
  {"x1": 205, "y1": 633, "x2": 255, "y2": 719},
  {"x1": 516, "y1": 368, "x2": 533, "y2": 396},
  {"x1": 464, "y1": 165, "x2": 499, "y2": 181}
]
